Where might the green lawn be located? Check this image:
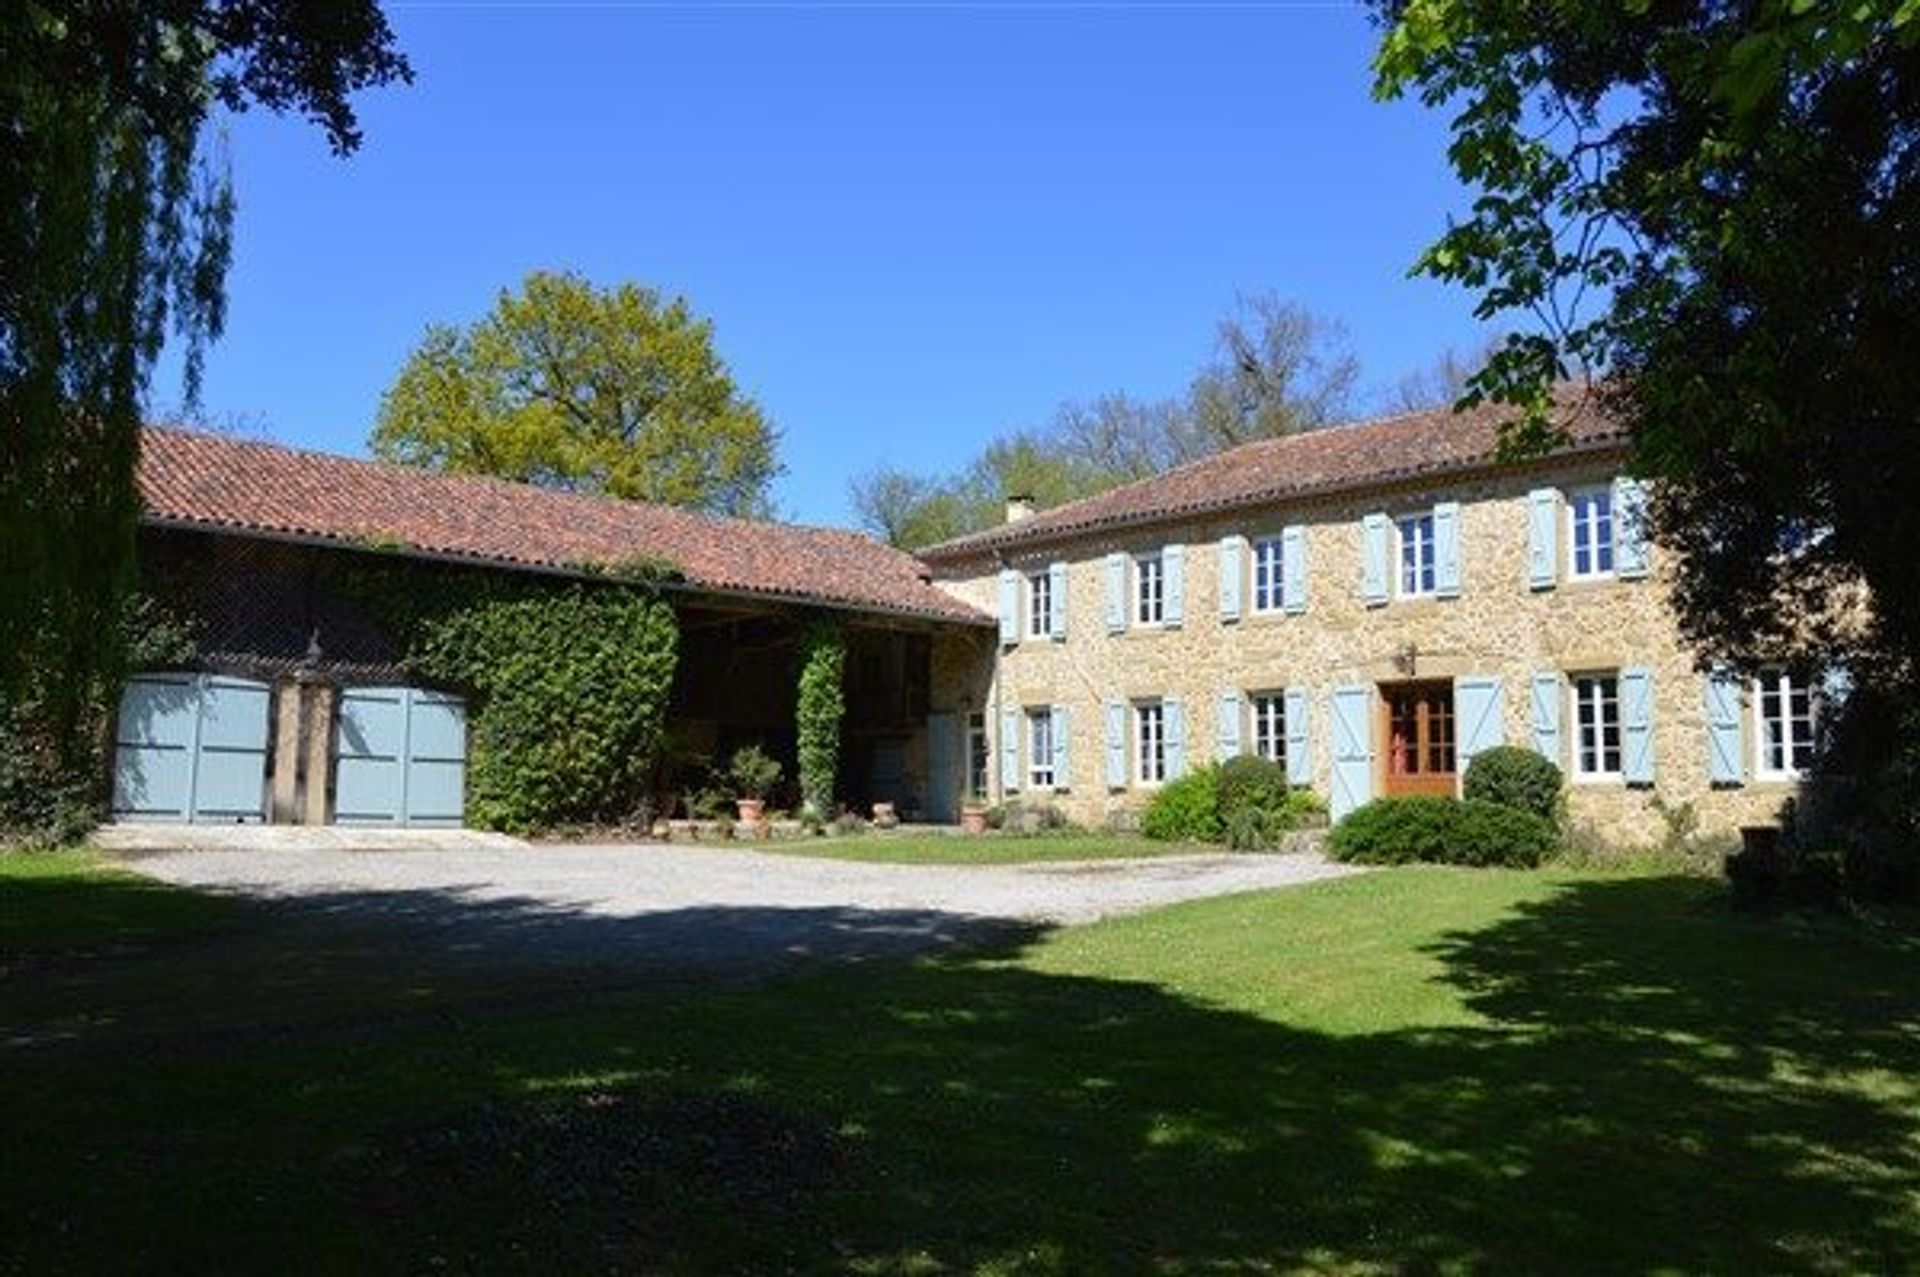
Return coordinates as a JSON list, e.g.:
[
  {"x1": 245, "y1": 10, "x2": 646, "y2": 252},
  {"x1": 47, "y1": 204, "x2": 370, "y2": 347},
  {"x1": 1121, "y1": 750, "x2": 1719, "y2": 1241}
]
[
  {"x1": 4, "y1": 851, "x2": 1918, "y2": 1274},
  {"x1": 765, "y1": 831, "x2": 1210, "y2": 864}
]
